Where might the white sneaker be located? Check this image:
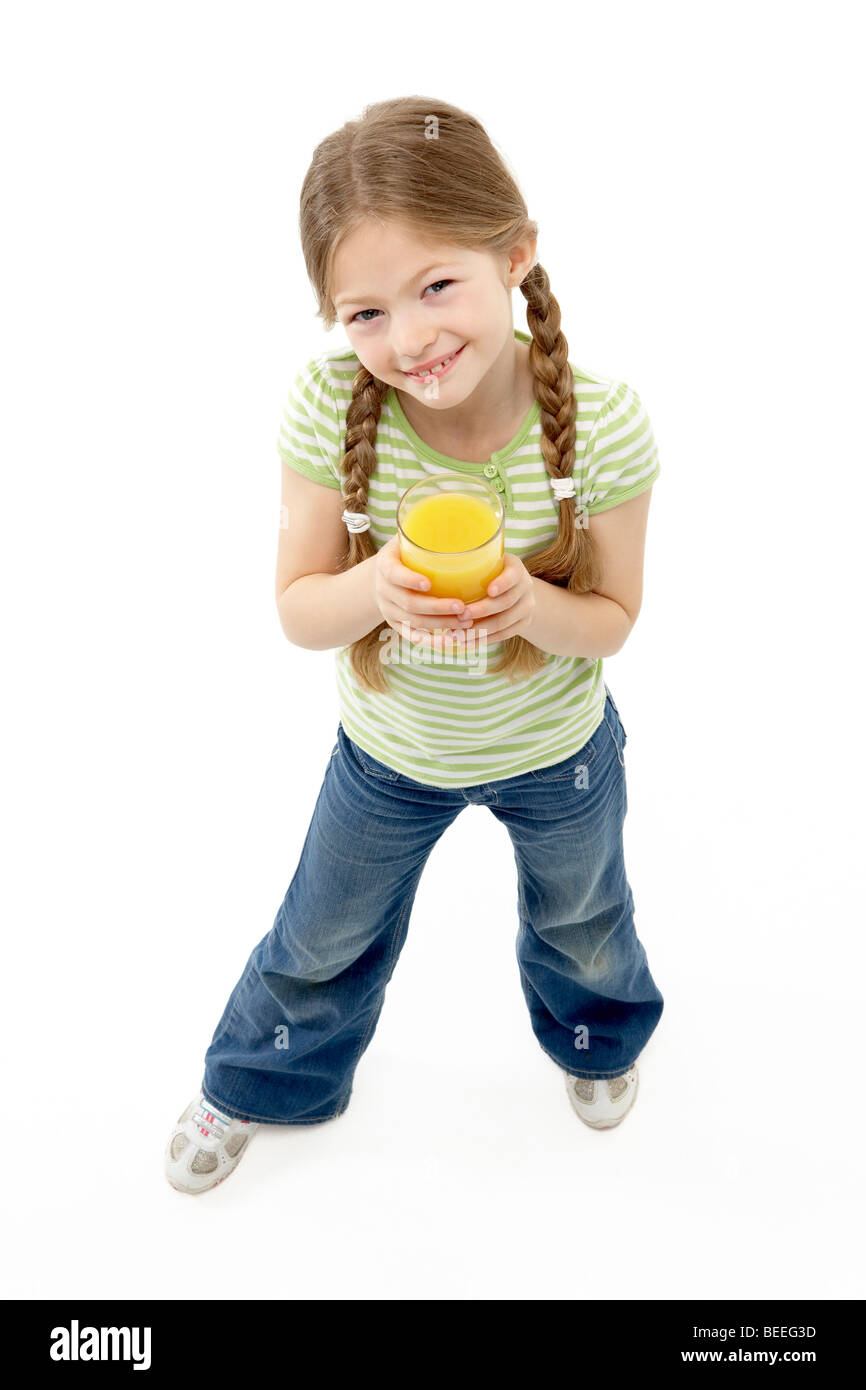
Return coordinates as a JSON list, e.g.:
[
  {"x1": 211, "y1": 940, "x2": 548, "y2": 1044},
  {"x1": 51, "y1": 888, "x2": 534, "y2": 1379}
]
[
  {"x1": 165, "y1": 1091, "x2": 259, "y2": 1194},
  {"x1": 564, "y1": 1063, "x2": 639, "y2": 1129}
]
